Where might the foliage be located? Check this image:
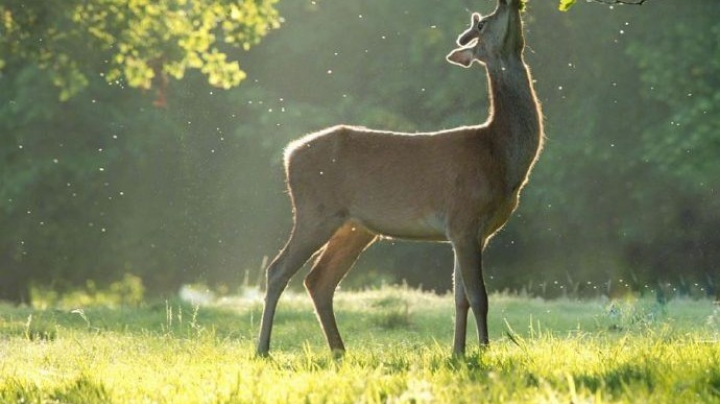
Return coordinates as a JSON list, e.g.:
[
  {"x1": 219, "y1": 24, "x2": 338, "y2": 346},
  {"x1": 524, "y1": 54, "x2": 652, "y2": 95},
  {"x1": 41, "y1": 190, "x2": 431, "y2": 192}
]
[
  {"x1": 30, "y1": 273, "x2": 145, "y2": 310},
  {"x1": 0, "y1": 288, "x2": 719, "y2": 402},
  {"x1": 559, "y1": 0, "x2": 577, "y2": 12},
  {"x1": 0, "y1": 0, "x2": 280, "y2": 100},
  {"x1": 627, "y1": 4, "x2": 720, "y2": 188},
  {"x1": 1, "y1": 0, "x2": 719, "y2": 302},
  {"x1": 0, "y1": 1, "x2": 281, "y2": 302},
  {"x1": 559, "y1": 0, "x2": 653, "y2": 11}
]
